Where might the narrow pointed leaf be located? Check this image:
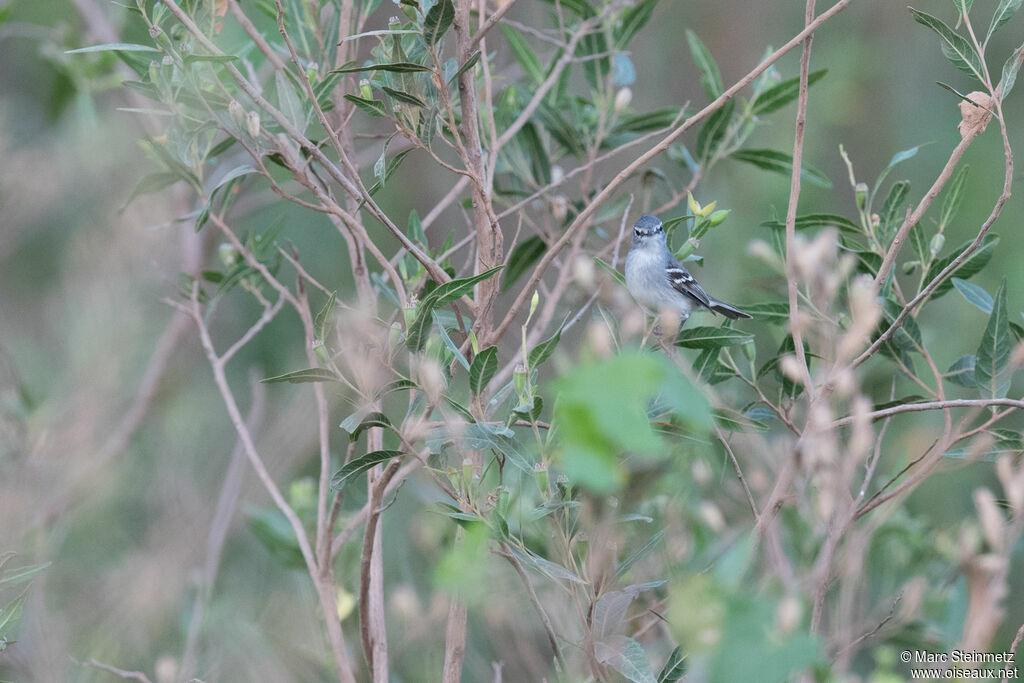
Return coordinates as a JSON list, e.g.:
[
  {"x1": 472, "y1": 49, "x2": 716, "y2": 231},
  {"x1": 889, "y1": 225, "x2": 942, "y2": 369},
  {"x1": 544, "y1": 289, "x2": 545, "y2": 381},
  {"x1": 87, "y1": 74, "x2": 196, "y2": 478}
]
[
  {"x1": 381, "y1": 86, "x2": 428, "y2": 108},
  {"x1": 751, "y1": 69, "x2": 828, "y2": 115},
  {"x1": 909, "y1": 8, "x2": 984, "y2": 81},
  {"x1": 343, "y1": 94, "x2": 387, "y2": 117},
  {"x1": 975, "y1": 280, "x2": 1012, "y2": 399},
  {"x1": 923, "y1": 233, "x2": 998, "y2": 299},
  {"x1": 675, "y1": 326, "x2": 753, "y2": 349},
  {"x1": 427, "y1": 266, "x2": 504, "y2": 307},
  {"x1": 658, "y1": 646, "x2": 686, "y2": 682},
  {"x1": 685, "y1": 30, "x2": 722, "y2": 99},
  {"x1": 952, "y1": 277, "x2": 993, "y2": 313},
  {"x1": 449, "y1": 50, "x2": 481, "y2": 83},
  {"x1": 331, "y1": 450, "x2": 404, "y2": 489},
  {"x1": 423, "y1": 0, "x2": 455, "y2": 45},
  {"x1": 528, "y1": 328, "x2": 563, "y2": 368},
  {"x1": 940, "y1": 165, "x2": 970, "y2": 228},
  {"x1": 66, "y1": 42, "x2": 159, "y2": 54},
  {"x1": 470, "y1": 346, "x2": 499, "y2": 395},
  {"x1": 999, "y1": 44, "x2": 1024, "y2": 98},
  {"x1": 329, "y1": 61, "x2": 433, "y2": 74},
  {"x1": 503, "y1": 236, "x2": 547, "y2": 292},
  {"x1": 501, "y1": 25, "x2": 544, "y2": 84},
  {"x1": 987, "y1": 0, "x2": 1023, "y2": 40},
  {"x1": 262, "y1": 367, "x2": 341, "y2": 383},
  {"x1": 731, "y1": 148, "x2": 832, "y2": 188}
]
